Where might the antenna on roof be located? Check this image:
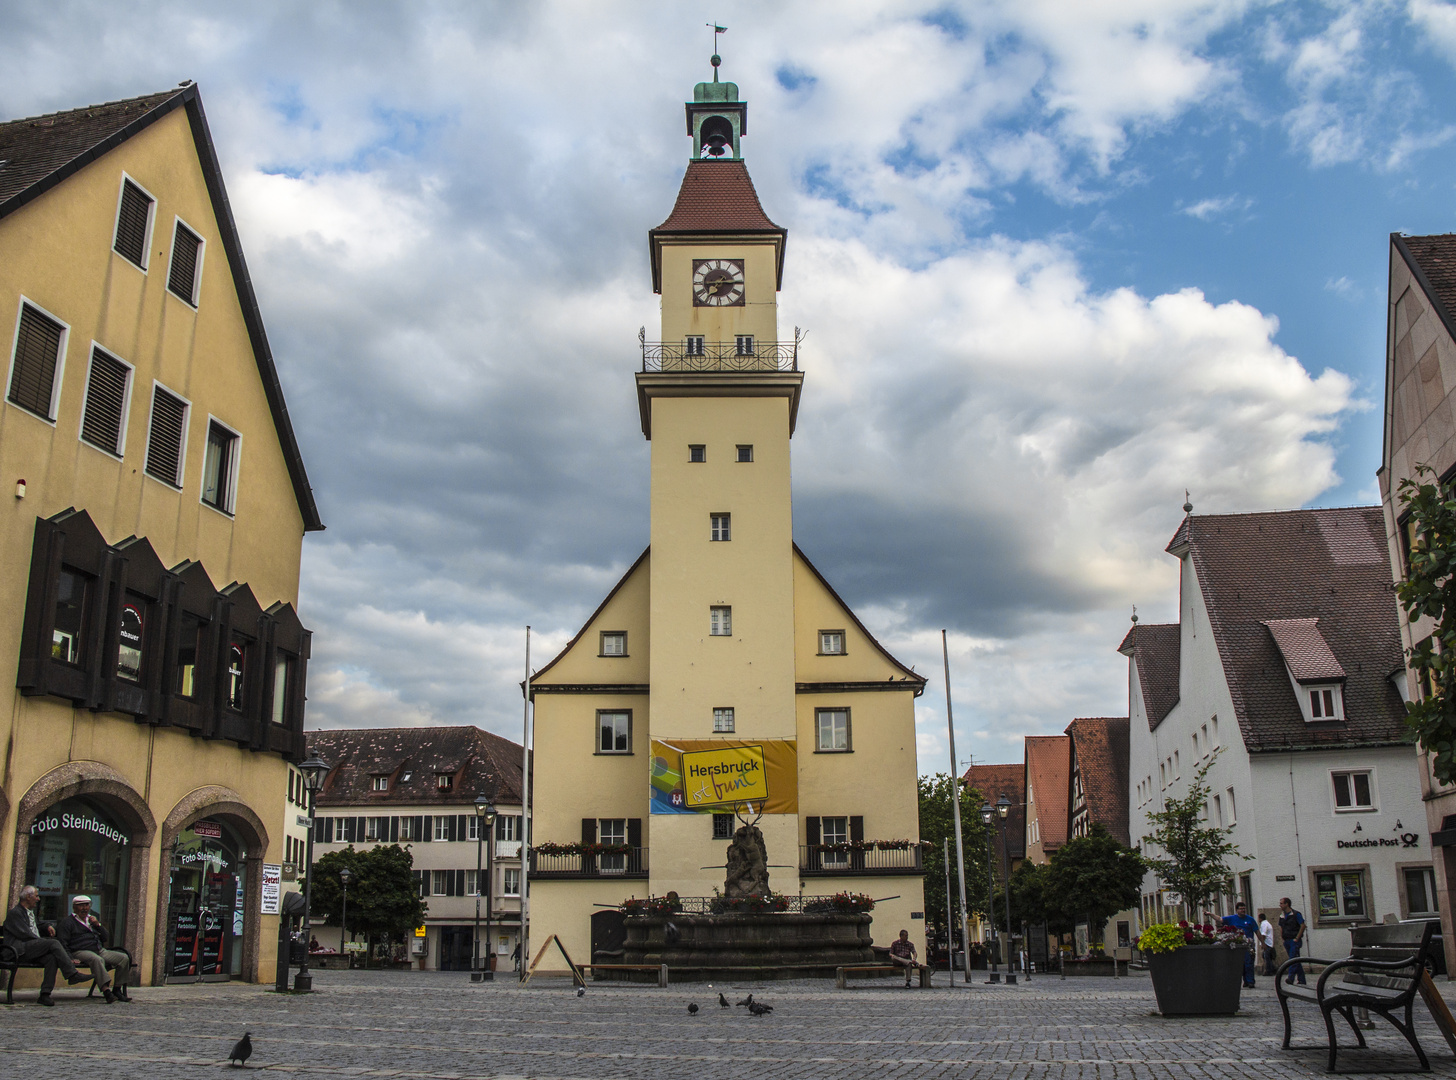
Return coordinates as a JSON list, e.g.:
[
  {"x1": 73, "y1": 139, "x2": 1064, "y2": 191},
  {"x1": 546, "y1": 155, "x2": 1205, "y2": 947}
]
[{"x1": 1183, "y1": 490, "x2": 1193, "y2": 515}]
